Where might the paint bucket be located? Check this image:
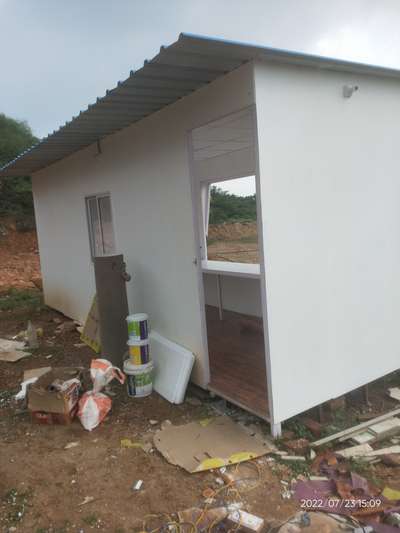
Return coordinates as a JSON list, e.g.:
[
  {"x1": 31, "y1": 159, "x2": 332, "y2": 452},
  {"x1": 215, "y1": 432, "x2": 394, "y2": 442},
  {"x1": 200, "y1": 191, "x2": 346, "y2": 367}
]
[
  {"x1": 126, "y1": 313, "x2": 149, "y2": 341},
  {"x1": 123, "y1": 359, "x2": 153, "y2": 398},
  {"x1": 127, "y1": 338, "x2": 150, "y2": 365}
]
